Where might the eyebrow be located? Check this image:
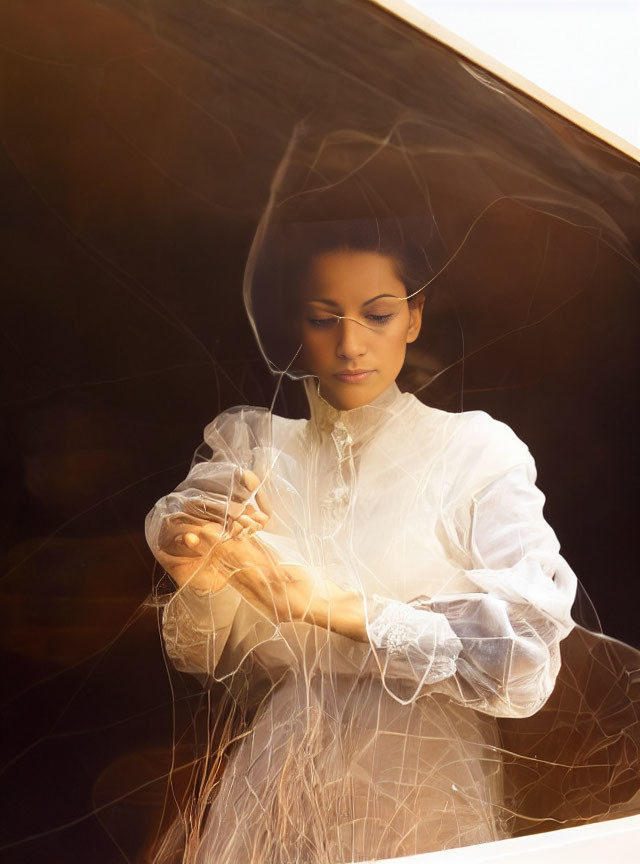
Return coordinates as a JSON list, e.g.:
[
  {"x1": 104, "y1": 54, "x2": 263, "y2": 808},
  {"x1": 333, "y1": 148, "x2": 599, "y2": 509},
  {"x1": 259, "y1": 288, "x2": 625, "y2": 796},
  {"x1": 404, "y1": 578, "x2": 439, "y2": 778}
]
[{"x1": 306, "y1": 293, "x2": 402, "y2": 308}]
